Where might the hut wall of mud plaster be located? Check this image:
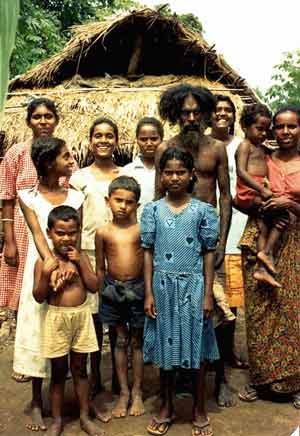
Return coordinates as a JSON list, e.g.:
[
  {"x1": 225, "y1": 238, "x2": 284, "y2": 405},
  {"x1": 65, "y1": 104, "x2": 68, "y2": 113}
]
[{"x1": 2, "y1": 7, "x2": 260, "y2": 166}]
